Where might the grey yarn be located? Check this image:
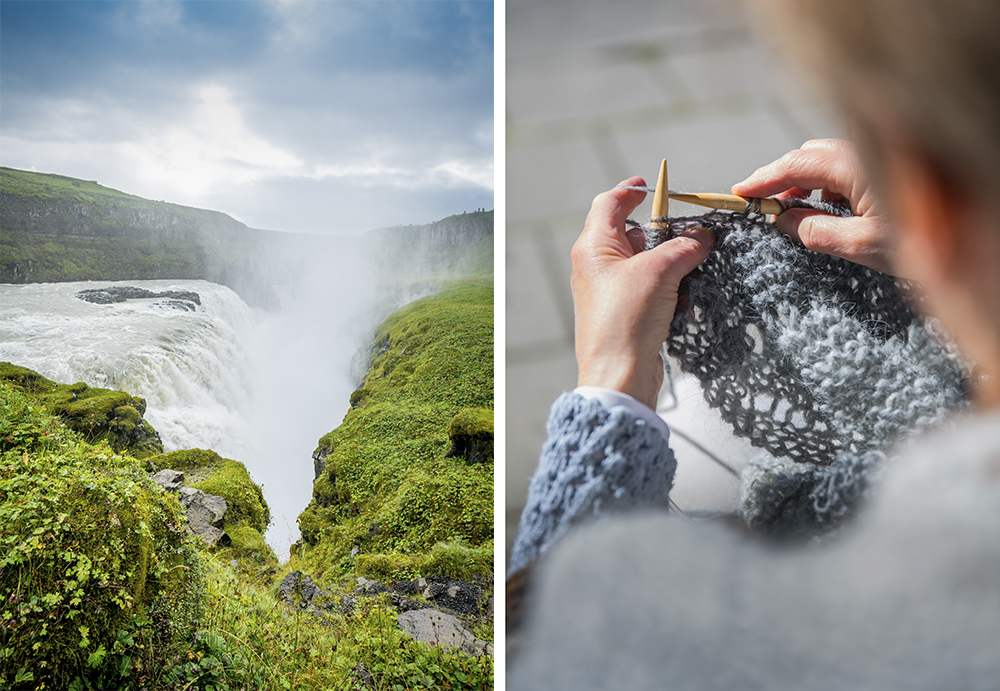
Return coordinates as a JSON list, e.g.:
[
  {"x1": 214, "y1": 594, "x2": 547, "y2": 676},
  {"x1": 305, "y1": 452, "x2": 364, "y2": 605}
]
[
  {"x1": 644, "y1": 211, "x2": 970, "y2": 538},
  {"x1": 509, "y1": 392, "x2": 677, "y2": 573}
]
